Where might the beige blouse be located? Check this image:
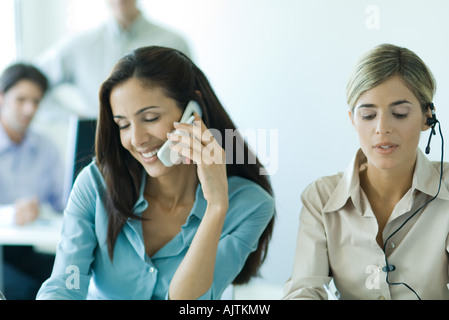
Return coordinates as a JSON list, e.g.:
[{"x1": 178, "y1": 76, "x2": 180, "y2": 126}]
[{"x1": 284, "y1": 149, "x2": 449, "y2": 300}]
